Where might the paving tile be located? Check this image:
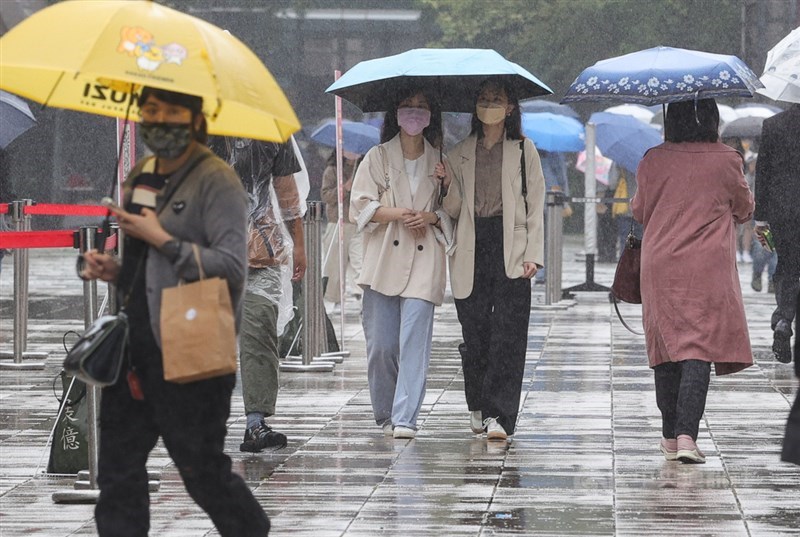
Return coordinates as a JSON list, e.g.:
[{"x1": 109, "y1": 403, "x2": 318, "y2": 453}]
[{"x1": 1, "y1": 239, "x2": 799, "y2": 536}]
